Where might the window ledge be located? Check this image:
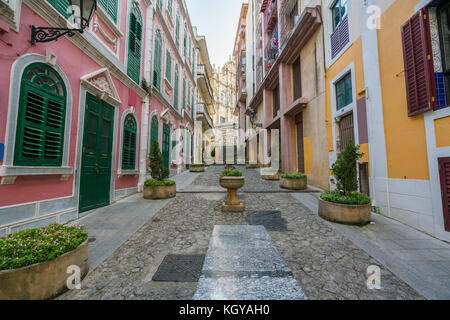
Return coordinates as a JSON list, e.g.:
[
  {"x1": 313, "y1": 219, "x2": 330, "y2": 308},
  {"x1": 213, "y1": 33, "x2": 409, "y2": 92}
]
[
  {"x1": 118, "y1": 170, "x2": 139, "y2": 177},
  {"x1": 95, "y1": 6, "x2": 123, "y2": 38},
  {"x1": 0, "y1": 166, "x2": 73, "y2": 177}
]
